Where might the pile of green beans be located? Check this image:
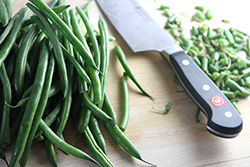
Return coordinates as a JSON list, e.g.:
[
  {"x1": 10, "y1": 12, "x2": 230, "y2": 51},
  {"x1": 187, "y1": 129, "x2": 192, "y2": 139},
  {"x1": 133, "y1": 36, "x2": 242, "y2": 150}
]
[
  {"x1": 160, "y1": 5, "x2": 250, "y2": 114},
  {"x1": 0, "y1": 0, "x2": 156, "y2": 166}
]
